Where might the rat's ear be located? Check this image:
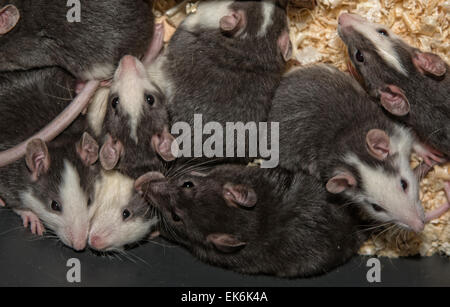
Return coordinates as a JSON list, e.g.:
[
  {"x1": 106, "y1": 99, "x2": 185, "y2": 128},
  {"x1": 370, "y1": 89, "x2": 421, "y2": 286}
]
[
  {"x1": 366, "y1": 129, "x2": 390, "y2": 160},
  {"x1": 223, "y1": 183, "x2": 257, "y2": 208},
  {"x1": 207, "y1": 233, "x2": 247, "y2": 253},
  {"x1": 379, "y1": 85, "x2": 410, "y2": 116},
  {"x1": 326, "y1": 171, "x2": 357, "y2": 194},
  {"x1": 135, "y1": 171, "x2": 165, "y2": 194},
  {"x1": 220, "y1": 10, "x2": 246, "y2": 36},
  {"x1": 99, "y1": 134, "x2": 123, "y2": 170},
  {"x1": 25, "y1": 139, "x2": 51, "y2": 182},
  {"x1": 278, "y1": 30, "x2": 293, "y2": 62},
  {"x1": 413, "y1": 52, "x2": 446, "y2": 78},
  {"x1": 77, "y1": 132, "x2": 99, "y2": 166},
  {"x1": 0, "y1": 5, "x2": 20, "y2": 35},
  {"x1": 152, "y1": 127, "x2": 177, "y2": 162}
]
